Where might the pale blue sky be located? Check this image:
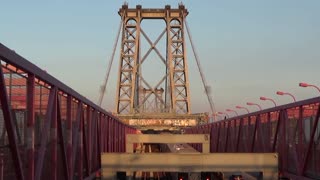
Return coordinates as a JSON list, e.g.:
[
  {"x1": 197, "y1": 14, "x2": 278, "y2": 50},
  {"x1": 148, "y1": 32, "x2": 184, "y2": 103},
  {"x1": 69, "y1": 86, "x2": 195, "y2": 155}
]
[{"x1": 1, "y1": 1, "x2": 320, "y2": 115}]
